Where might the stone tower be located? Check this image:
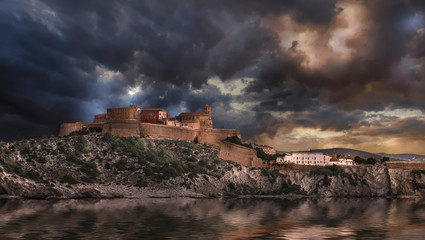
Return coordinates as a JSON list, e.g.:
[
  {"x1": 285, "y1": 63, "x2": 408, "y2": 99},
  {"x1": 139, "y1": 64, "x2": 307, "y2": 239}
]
[{"x1": 203, "y1": 104, "x2": 211, "y2": 118}]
